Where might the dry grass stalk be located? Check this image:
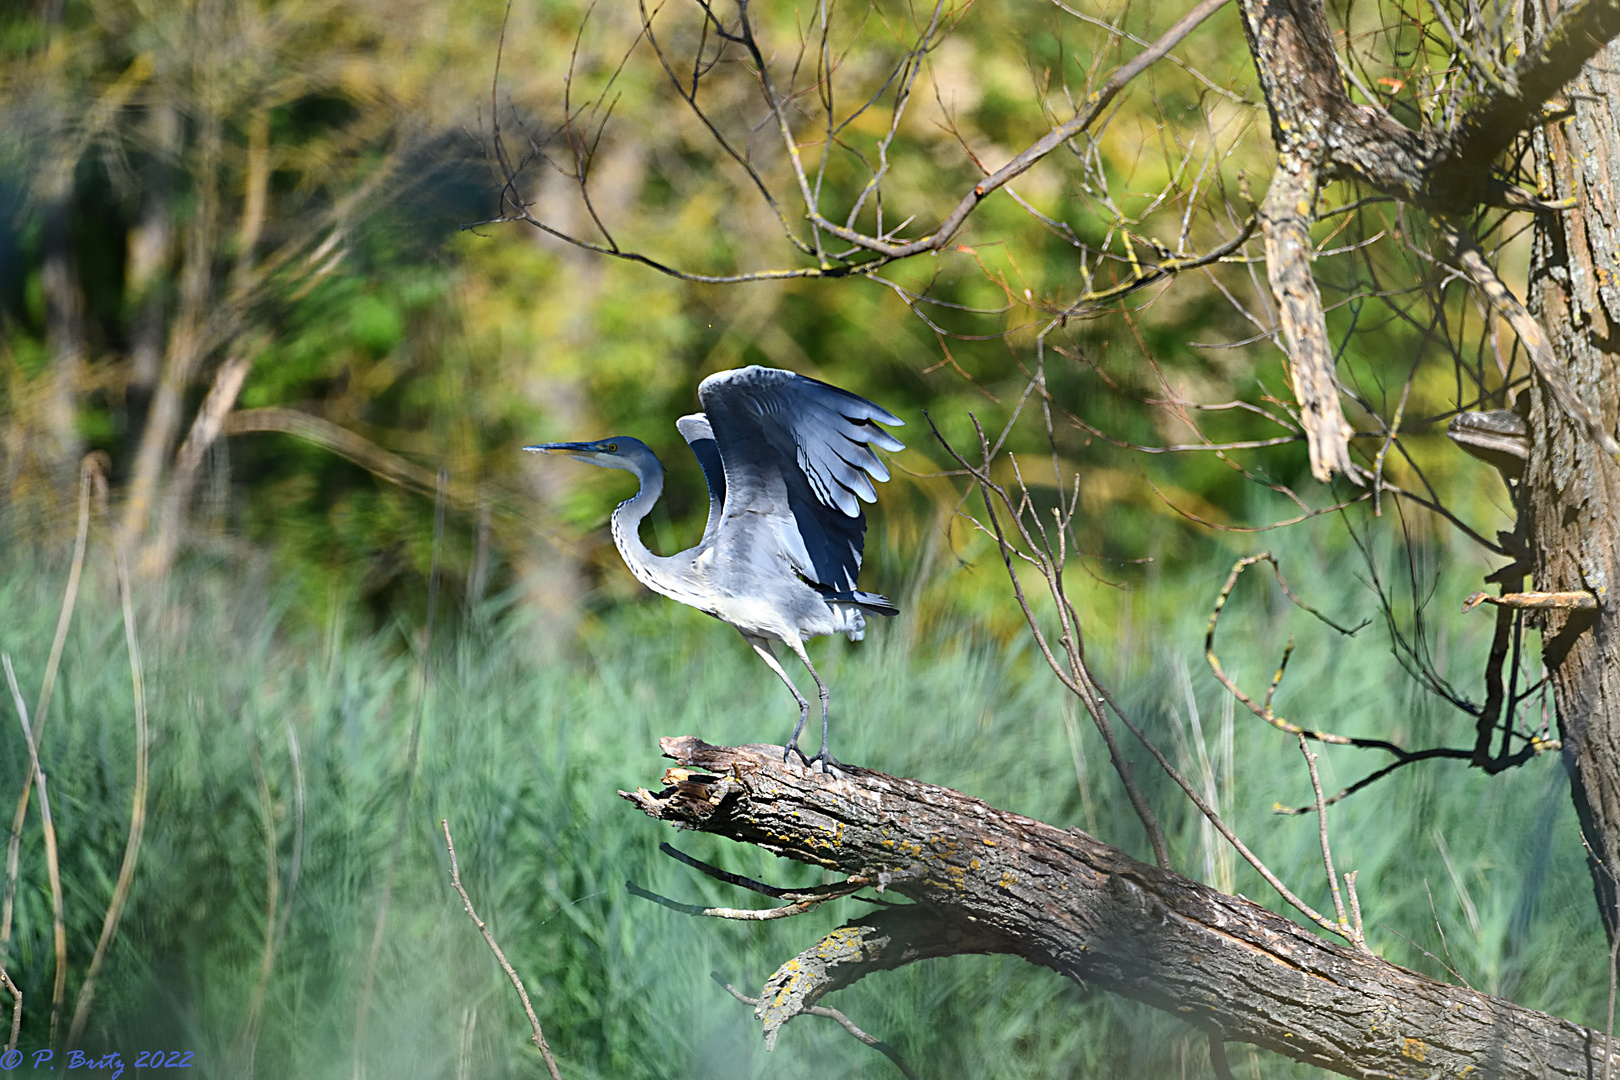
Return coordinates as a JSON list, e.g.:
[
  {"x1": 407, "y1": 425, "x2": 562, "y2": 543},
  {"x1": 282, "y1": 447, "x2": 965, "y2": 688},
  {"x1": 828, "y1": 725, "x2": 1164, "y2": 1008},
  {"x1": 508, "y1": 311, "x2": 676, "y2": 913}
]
[
  {"x1": 3, "y1": 656, "x2": 65, "y2": 1049},
  {"x1": 0, "y1": 455, "x2": 95, "y2": 963},
  {"x1": 66, "y1": 517, "x2": 150, "y2": 1047}
]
